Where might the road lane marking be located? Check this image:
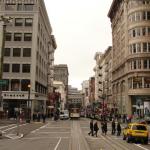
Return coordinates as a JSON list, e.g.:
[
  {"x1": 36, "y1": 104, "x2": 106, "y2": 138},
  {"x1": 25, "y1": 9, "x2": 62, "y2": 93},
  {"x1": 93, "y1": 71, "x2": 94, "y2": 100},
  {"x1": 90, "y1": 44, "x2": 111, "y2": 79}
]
[
  {"x1": 3, "y1": 123, "x2": 27, "y2": 132},
  {"x1": 24, "y1": 137, "x2": 69, "y2": 140},
  {"x1": 35, "y1": 131, "x2": 70, "y2": 134},
  {"x1": 134, "y1": 144, "x2": 149, "y2": 150},
  {"x1": 0, "y1": 124, "x2": 15, "y2": 130},
  {"x1": 31, "y1": 123, "x2": 49, "y2": 133},
  {"x1": 54, "y1": 138, "x2": 61, "y2": 150}
]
